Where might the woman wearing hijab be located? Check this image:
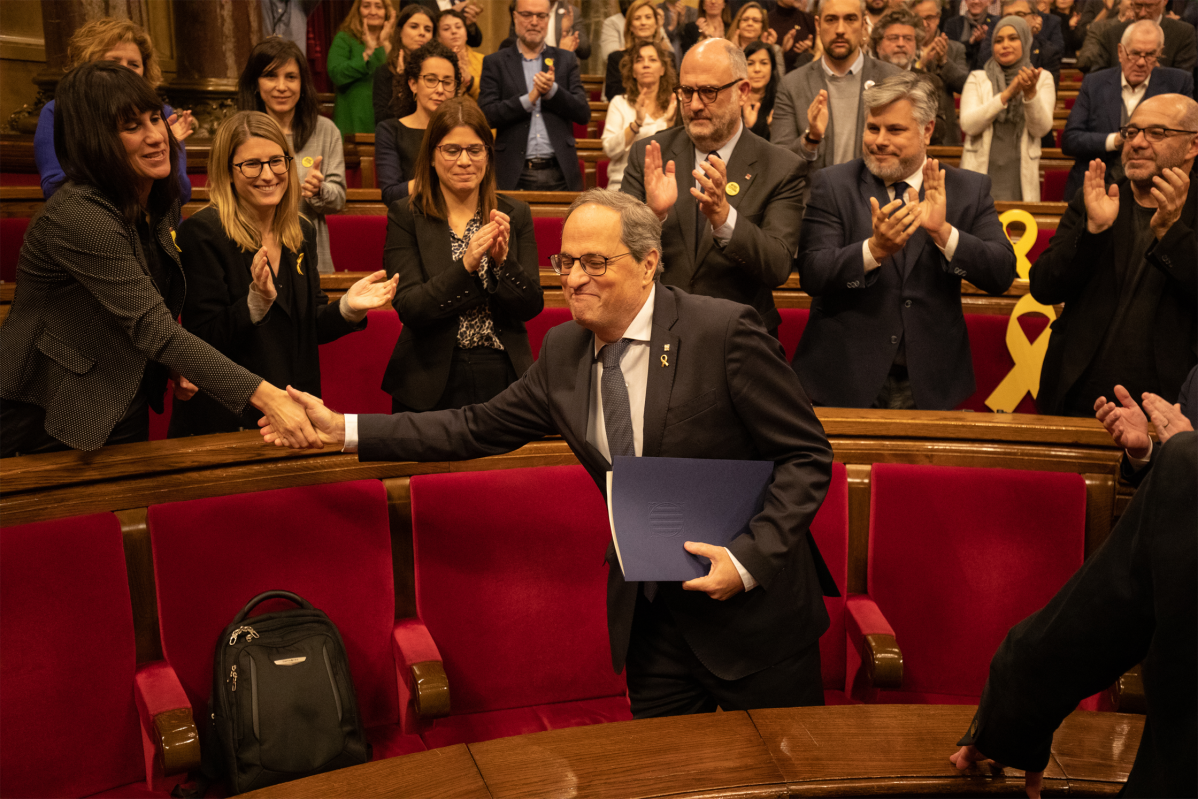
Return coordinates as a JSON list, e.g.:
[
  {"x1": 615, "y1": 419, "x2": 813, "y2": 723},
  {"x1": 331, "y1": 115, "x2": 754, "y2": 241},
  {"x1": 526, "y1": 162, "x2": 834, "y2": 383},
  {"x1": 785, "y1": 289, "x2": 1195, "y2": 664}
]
[{"x1": 959, "y1": 15, "x2": 1055, "y2": 202}]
